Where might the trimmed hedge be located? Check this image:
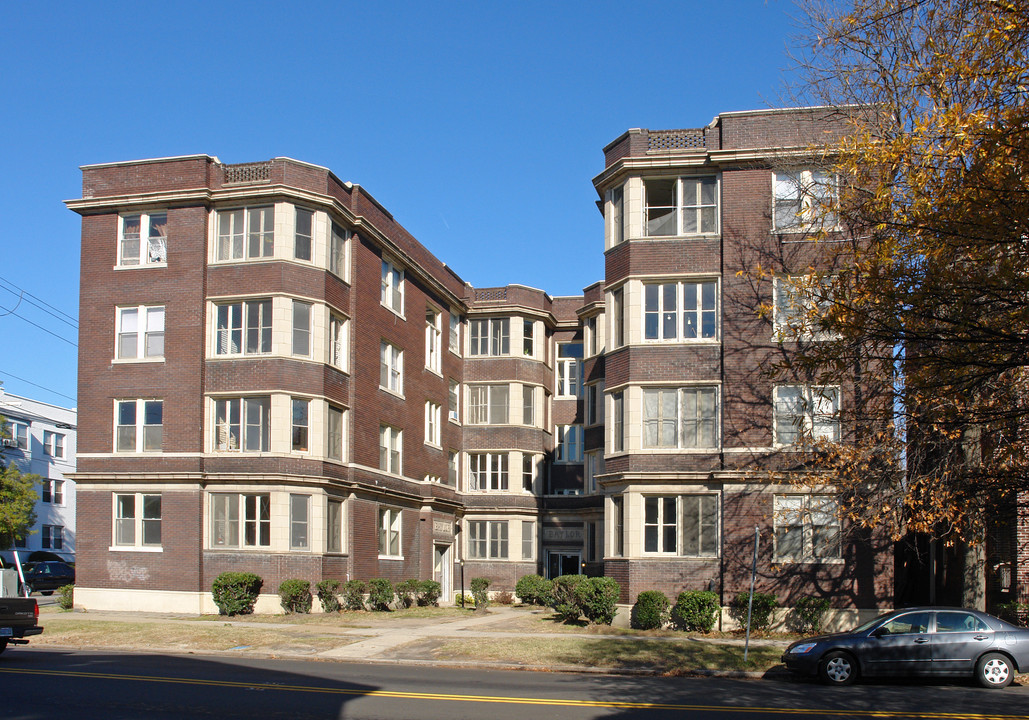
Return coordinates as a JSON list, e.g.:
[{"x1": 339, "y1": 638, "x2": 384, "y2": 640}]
[
  {"x1": 670, "y1": 590, "x2": 719, "y2": 633},
  {"x1": 791, "y1": 596, "x2": 831, "y2": 633},
  {"x1": 728, "y1": 591, "x2": 778, "y2": 632},
  {"x1": 417, "y1": 580, "x2": 442, "y2": 606},
  {"x1": 316, "y1": 579, "x2": 342, "y2": 613},
  {"x1": 470, "y1": 577, "x2": 491, "y2": 610},
  {"x1": 575, "y1": 577, "x2": 620, "y2": 625},
  {"x1": 632, "y1": 590, "x2": 669, "y2": 630},
  {"x1": 368, "y1": 578, "x2": 395, "y2": 611},
  {"x1": 342, "y1": 580, "x2": 367, "y2": 611},
  {"x1": 550, "y1": 574, "x2": 586, "y2": 622},
  {"x1": 212, "y1": 572, "x2": 263, "y2": 616},
  {"x1": 57, "y1": 584, "x2": 74, "y2": 611},
  {"x1": 515, "y1": 574, "x2": 553, "y2": 606},
  {"x1": 278, "y1": 579, "x2": 312, "y2": 614},
  {"x1": 396, "y1": 579, "x2": 420, "y2": 609}
]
